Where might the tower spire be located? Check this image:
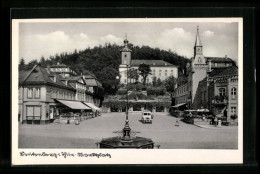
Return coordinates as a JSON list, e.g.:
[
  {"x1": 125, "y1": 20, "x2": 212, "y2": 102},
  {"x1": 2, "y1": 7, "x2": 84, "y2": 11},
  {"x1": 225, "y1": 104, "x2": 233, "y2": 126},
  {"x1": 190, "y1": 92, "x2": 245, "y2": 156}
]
[
  {"x1": 124, "y1": 33, "x2": 129, "y2": 47},
  {"x1": 195, "y1": 25, "x2": 202, "y2": 47}
]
